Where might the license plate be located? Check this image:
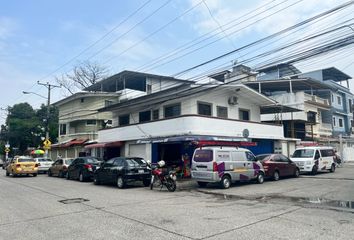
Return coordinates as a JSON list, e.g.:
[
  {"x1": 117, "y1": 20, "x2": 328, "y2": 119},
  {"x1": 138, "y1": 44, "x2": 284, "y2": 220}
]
[{"x1": 138, "y1": 170, "x2": 144, "y2": 173}]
